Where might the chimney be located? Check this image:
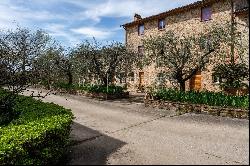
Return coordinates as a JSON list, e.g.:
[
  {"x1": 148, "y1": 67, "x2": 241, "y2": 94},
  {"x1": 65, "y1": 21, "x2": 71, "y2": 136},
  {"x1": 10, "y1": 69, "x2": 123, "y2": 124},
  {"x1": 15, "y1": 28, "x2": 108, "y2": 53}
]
[{"x1": 134, "y1": 13, "x2": 142, "y2": 21}]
